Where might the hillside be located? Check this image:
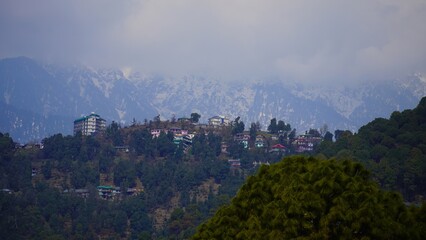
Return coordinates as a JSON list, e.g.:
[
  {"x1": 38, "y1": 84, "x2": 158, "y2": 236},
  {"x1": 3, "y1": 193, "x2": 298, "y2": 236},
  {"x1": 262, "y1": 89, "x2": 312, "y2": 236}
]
[
  {"x1": 1, "y1": 98, "x2": 426, "y2": 239},
  {"x1": 0, "y1": 120, "x2": 257, "y2": 239},
  {"x1": 316, "y1": 96, "x2": 426, "y2": 201}
]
